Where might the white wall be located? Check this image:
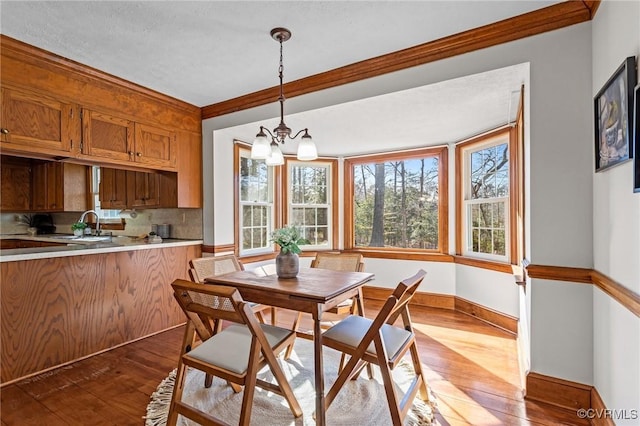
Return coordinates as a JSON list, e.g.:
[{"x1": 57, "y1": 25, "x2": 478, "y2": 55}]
[
  {"x1": 591, "y1": 1, "x2": 640, "y2": 421},
  {"x1": 203, "y1": 19, "x2": 596, "y2": 383}
]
